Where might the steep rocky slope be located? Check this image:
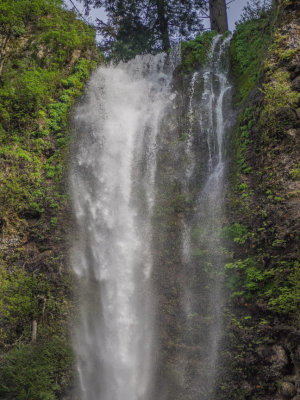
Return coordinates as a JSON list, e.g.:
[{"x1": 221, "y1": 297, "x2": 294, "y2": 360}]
[
  {"x1": 0, "y1": 0, "x2": 299, "y2": 399},
  {"x1": 219, "y1": 1, "x2": 300, "y2": 398}
]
